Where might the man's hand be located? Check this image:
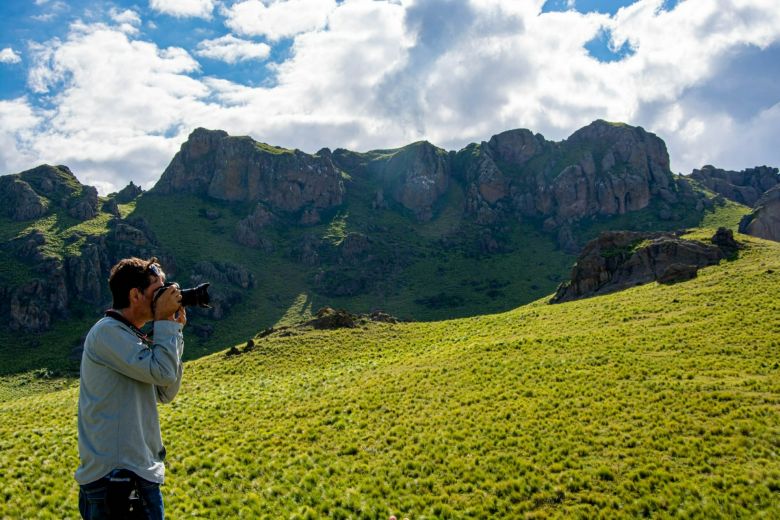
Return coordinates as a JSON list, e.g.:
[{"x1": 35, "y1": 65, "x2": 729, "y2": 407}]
[
  {"x1": 174, "y1": 306, "x2": 187, "y2": 327},
  {"x1": 154, "y1": 285, "x2": 182, "y2": 321}
]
